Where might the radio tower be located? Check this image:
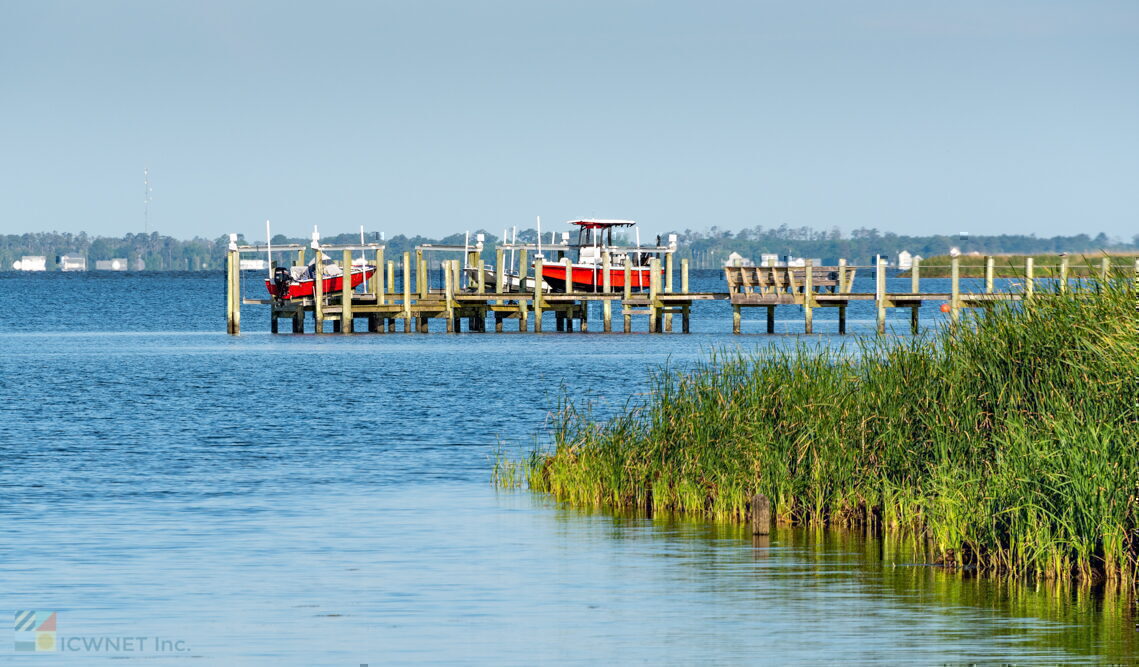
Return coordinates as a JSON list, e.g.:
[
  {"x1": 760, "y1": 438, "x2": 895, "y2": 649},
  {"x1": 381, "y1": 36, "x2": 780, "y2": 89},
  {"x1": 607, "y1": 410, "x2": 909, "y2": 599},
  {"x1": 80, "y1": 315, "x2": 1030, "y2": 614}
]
[{"x1": 143, "y1": 167, "x2": 152, "y2": 234}]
